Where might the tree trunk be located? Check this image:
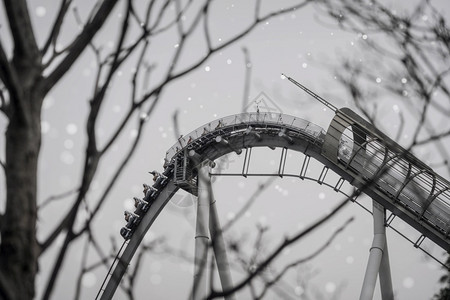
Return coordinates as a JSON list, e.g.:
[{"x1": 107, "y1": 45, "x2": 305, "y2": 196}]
[{"x1": 0, "y1": 90, "x2": 42, "y2": 299}]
